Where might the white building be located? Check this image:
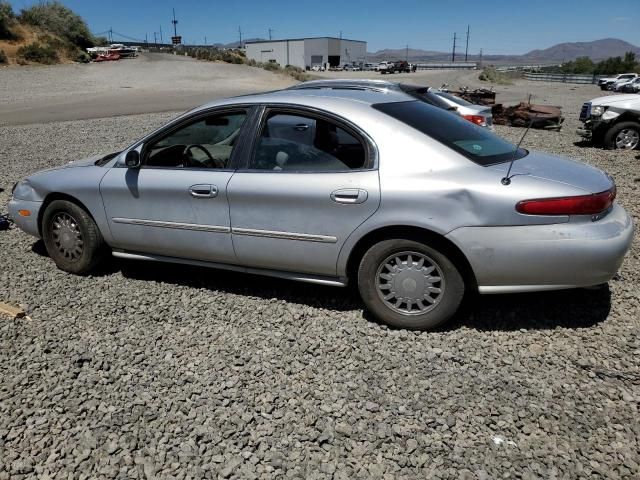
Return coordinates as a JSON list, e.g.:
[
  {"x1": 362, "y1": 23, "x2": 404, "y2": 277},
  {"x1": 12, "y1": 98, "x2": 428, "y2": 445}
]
[{"x1": 245, "y1": 37, "x2": 367, "y2": 69}]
